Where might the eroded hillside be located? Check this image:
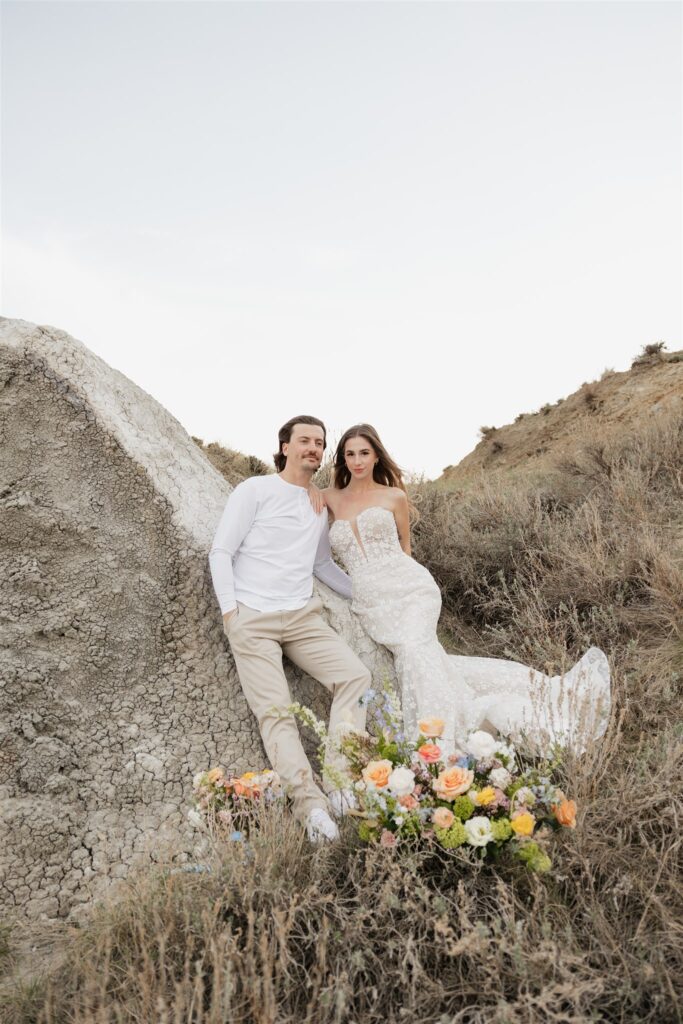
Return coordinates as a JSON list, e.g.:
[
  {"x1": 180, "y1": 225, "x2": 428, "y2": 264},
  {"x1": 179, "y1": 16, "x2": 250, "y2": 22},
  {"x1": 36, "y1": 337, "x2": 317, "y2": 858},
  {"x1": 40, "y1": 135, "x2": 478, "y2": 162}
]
[{"x1": 440, "y1": 347, "x2": 683, "y2": 486}]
